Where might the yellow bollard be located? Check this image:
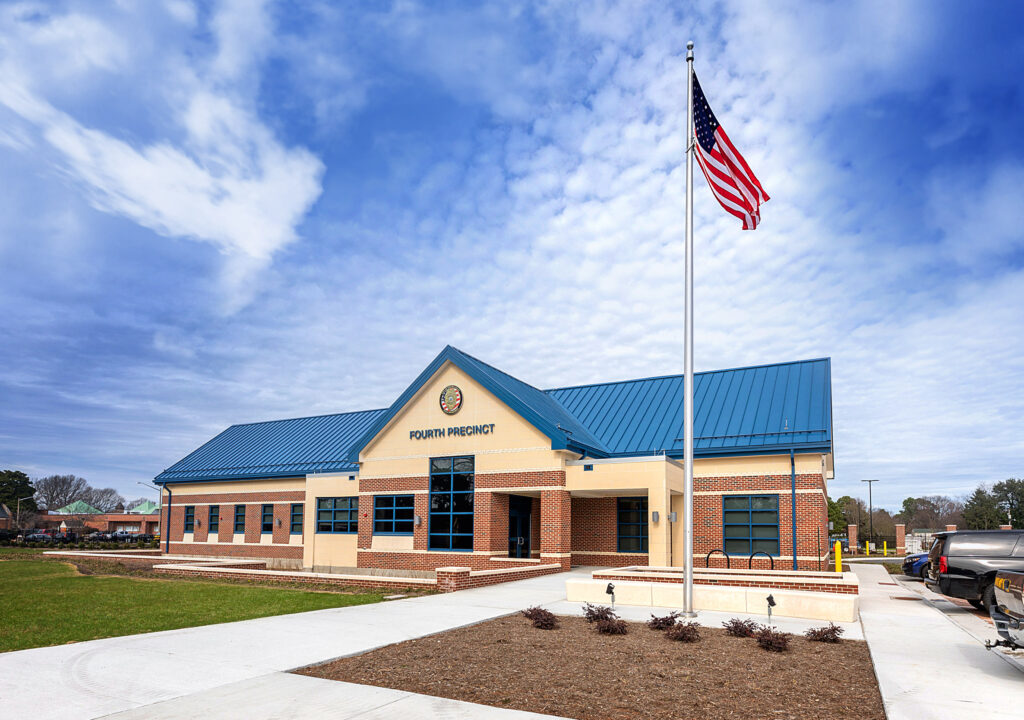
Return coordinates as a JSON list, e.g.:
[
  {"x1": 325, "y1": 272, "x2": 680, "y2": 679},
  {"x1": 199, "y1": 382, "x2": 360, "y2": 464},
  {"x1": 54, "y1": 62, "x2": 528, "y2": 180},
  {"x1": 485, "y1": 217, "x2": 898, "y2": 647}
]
[
  {"x1": 834, "y1": 540, "x2": 842, "y2": 572},
  {"x1": 884, "y1": 540, "x2": 888, "y2": 557},
  {"x1": 865, "y1": 541, "x2": 870, "y2": 556}
]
